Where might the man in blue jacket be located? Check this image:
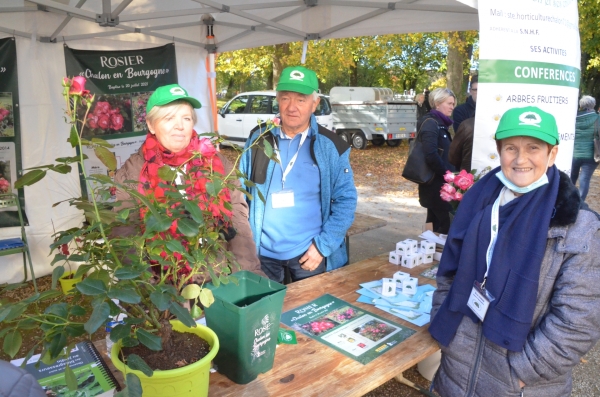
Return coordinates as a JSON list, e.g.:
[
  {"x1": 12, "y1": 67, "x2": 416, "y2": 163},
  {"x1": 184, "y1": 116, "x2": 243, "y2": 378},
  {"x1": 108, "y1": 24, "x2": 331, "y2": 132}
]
[
  {"x1": 239, "y1": 66, "x2": 357, "y2": 283},
  {"x1": 452, "y1": 75, "x2": 478, "y2": 133}
]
